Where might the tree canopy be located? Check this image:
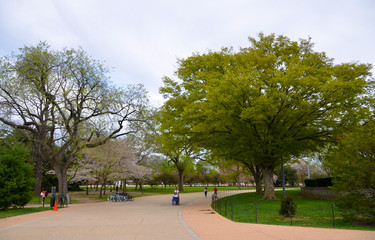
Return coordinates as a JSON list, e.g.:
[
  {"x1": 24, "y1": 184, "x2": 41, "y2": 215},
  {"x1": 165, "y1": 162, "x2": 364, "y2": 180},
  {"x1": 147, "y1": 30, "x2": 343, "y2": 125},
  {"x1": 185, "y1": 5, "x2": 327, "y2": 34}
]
[
  {"x1": 160, "y1": 33, "x2": 373, "y2": 199},
  {"x1": 0, "y1": 42, "x2": 151, "y2": 197}
]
